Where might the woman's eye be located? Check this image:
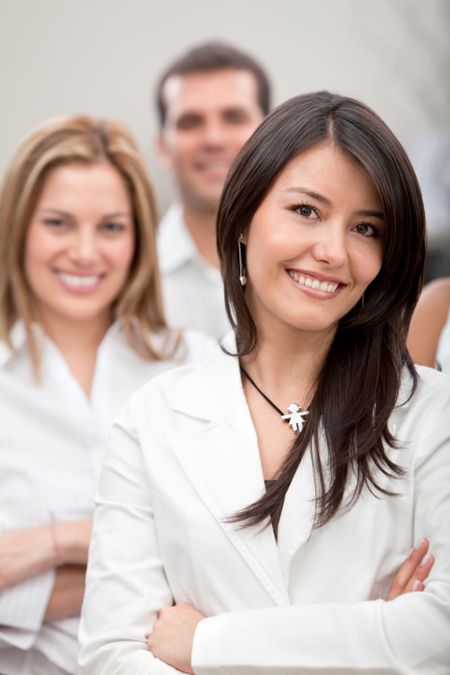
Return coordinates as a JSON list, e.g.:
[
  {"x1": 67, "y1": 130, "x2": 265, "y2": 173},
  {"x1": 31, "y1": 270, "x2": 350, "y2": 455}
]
[
  {"x1": 354, "y1": 222, "x2": 378, "y2": 237},
  {"x1": 101, "y1": 221, "x2": 126, "y2": 233},
  {"x1": 43, "y1": 217, "x2": 66, "y2": 228},
  {"x1": 294, "y1": 204, "x2": 318, "y2": 218}
]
